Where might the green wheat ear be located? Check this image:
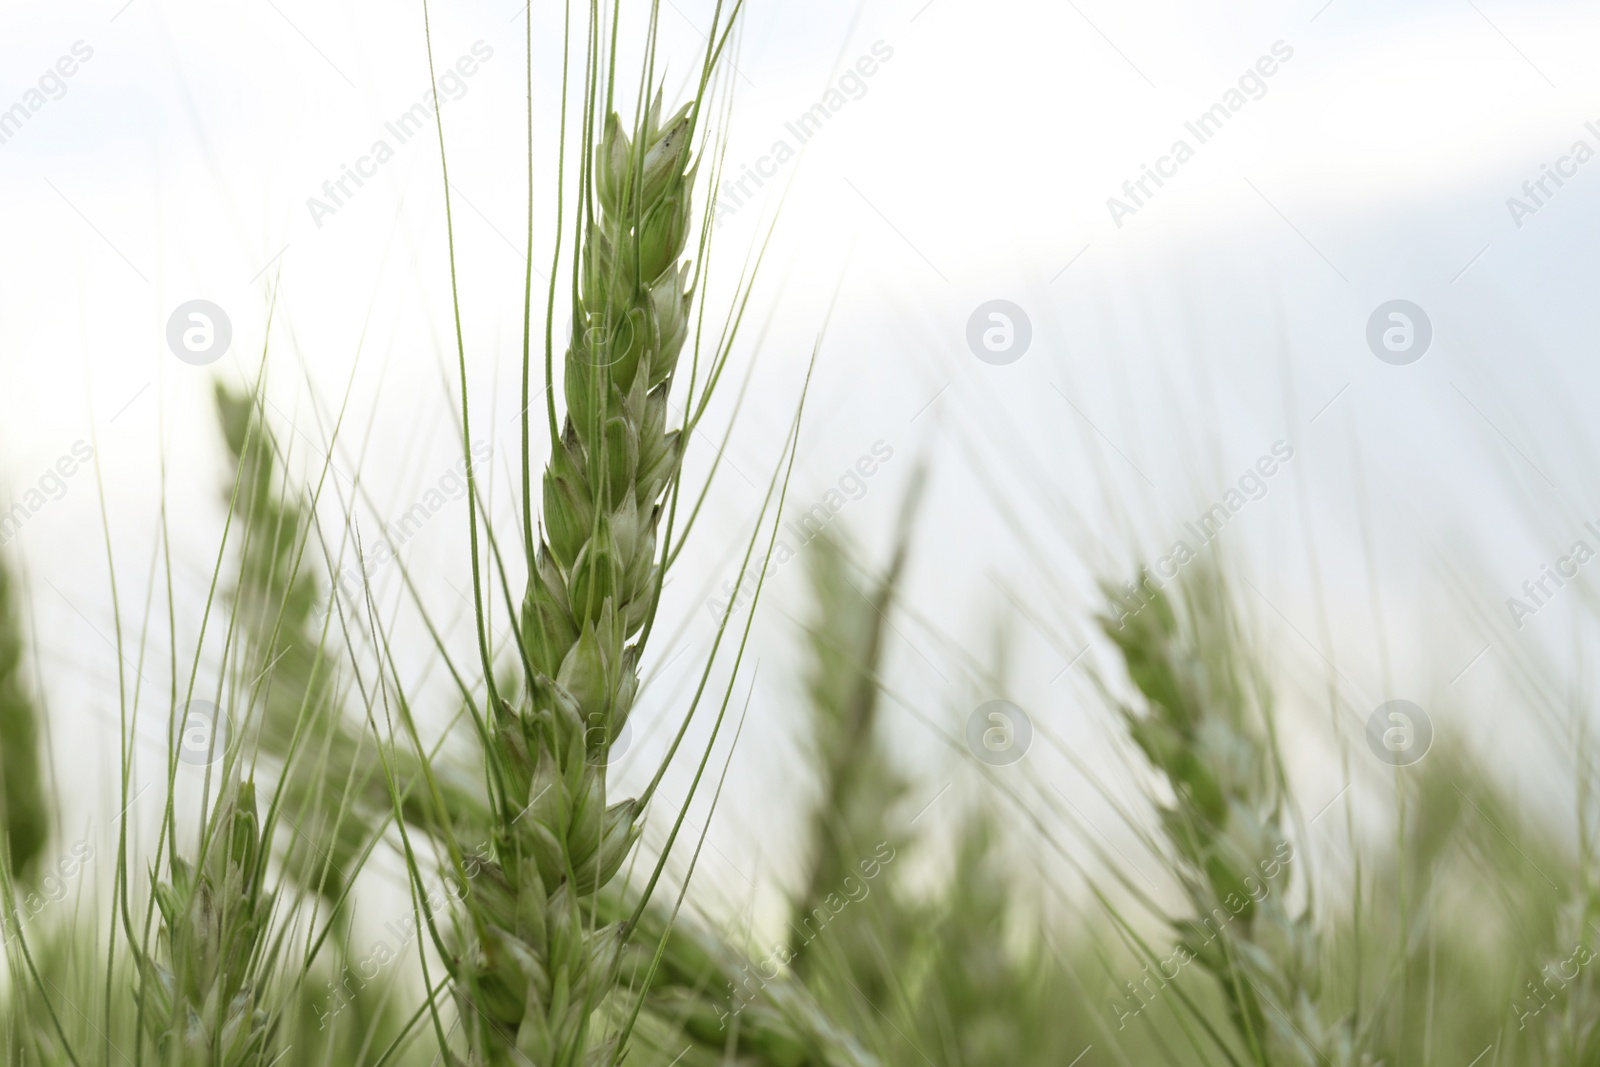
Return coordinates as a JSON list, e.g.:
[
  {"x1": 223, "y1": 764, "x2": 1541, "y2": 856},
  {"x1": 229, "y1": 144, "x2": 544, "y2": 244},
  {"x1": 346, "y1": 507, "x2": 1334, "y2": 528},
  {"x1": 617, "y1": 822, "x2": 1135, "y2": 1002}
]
[
  {"x1": 530, "y1": 91, "x2": 694, "y2": 672},
  {"x1": 908, "y1": 810, "x2": 1052, "y2": 1066},
  {"x1": 139, "y1": 778, "x2": 278, "y2": 1066},
  {"x1": 788, "y1": 527, "x2": 914, "y2": 1005},
  {"x1": 0, "y1": 547, "x2": 48, "y2": 884},
  {"x1": 1099, "y1": 562, "x2": 1370, "y2": 1067},
  {"x1": 447, "y1": 89, "x2": 702, "y2": 1065},
  {"x1": 213, "y1": 384, "x2": 489, "y2": 908}
]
